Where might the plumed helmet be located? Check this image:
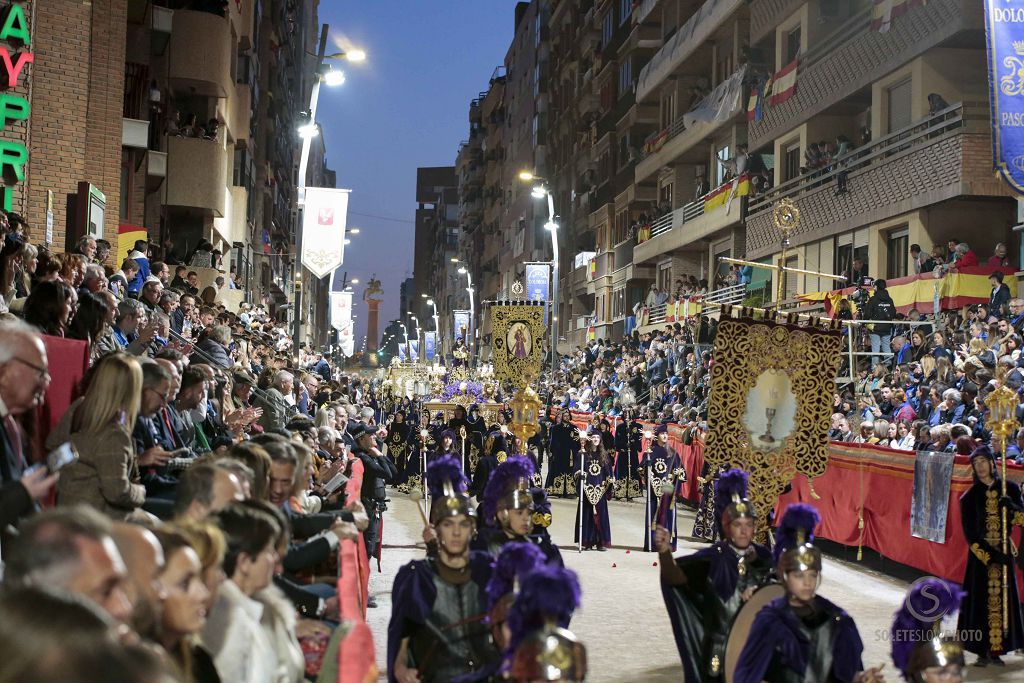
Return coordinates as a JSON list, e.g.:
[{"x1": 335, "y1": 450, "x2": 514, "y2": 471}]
[
  {"x1": 485, "y1": 543, "x2": 547, "y2": 640},
  {"x1": 507, "y1": 566, "x2": 586, "y2": 682},
  {"x1": 774, "y1": 503, "x2": 822, "y2": 574},
  {"x1": 891, "y1": 578, "x2": 965, "y2": 681},
  {"x1": 482, "y1": 456, "x2": 536, "y2": 523},
  {"x1": 714, "y1": 468, "x2": 756, "y2": 535},
  {"x1": 425, "y1": 455, "x2": 475, "y2": 526}
]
